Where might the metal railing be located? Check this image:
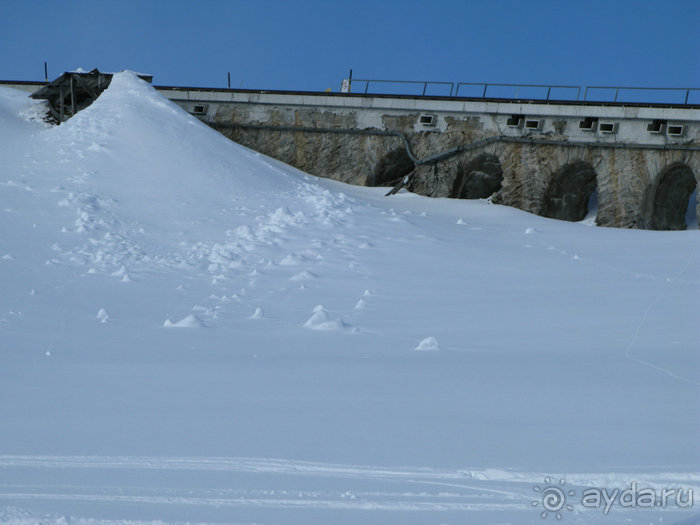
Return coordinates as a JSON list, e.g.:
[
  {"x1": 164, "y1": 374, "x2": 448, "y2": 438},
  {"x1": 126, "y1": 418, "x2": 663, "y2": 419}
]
[
  {"x1": 582, "y1": 86, "x2": 699, "y2": 104},
  {"x1": 455, "y1": 82, "x2": 580, "y2": 101},
  {"x1": 351, "y1": 79, "x2": 456, "y2": 97},
  {"x1": 344, "y1": 78, "x2": 699, "y2": 104}
]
